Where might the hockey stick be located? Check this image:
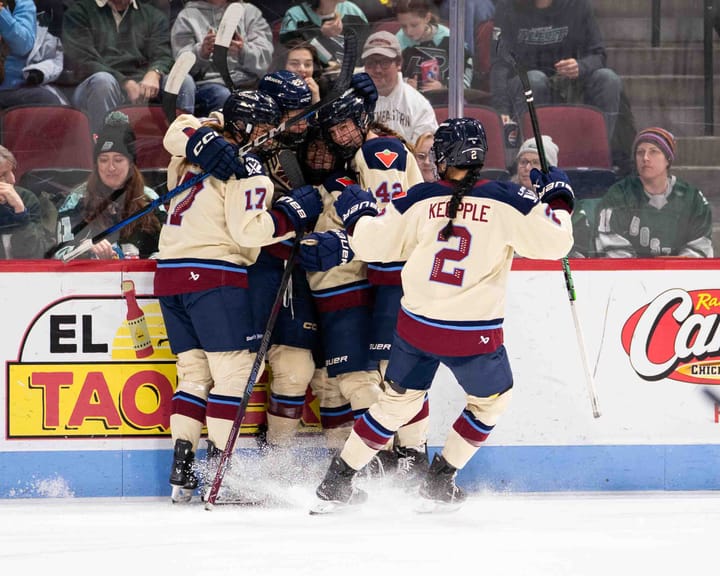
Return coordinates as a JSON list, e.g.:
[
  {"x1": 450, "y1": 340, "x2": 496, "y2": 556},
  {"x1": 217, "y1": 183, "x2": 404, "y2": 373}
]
[
  {"x1": 204, "y1": 150, "x2": 306, "y2": 509},
  {"x1": 61, "y1": 29, "x2": 359, "y2": 263},
  {"x1": 162, "y1": 51, "x2": 196, "y2": 123},
  {"x1": 703, "y1": 387, "x2": 720, "y2": 405},
  {"x1": 212, "y1": 2, "x2": 244, "y2": 90},
  {"x1": 510, "y1": 52, "x2": 601, "y2": 418}
]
